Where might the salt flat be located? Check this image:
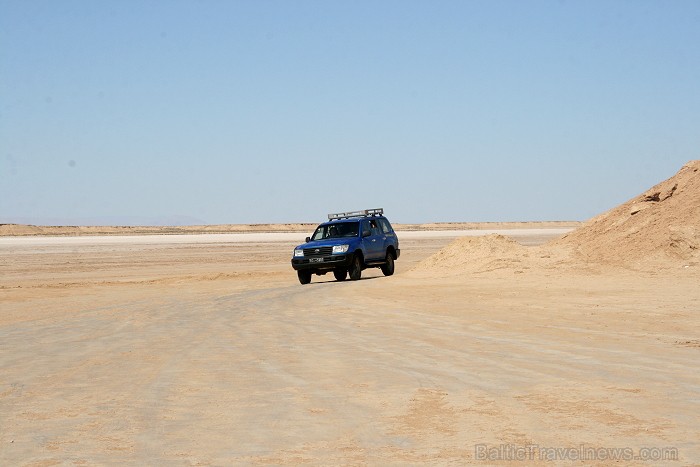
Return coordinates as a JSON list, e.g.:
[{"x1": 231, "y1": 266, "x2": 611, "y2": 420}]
[{"x1": 0, "y1": 227, "x2": 574, "y2": 247}]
